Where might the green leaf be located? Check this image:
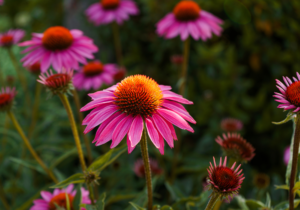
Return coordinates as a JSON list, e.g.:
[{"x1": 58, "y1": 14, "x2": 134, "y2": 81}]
[
  {"x1": 265, "y1": 193, "x2": 271, "y2": 208},
  {"x1": 85, "y1": 193, "x2": 106, "y2": 210},
  {"x1": 88, "y1": 144, "x2": 126, "y2": 172},
  {"x1": 171, "y1": 190, "x2": 210, "y2": 209},
  {"x1": 286, "y1": 117, "x2": 298, "y2": 185},
  {"x1": 245, "y1": 200, "x2": 265, "y2": 208},
  {"x1": 106, "y1": 194, "x2": 137, "y2": 206},
  {"x1": 165, "y1": 182, "x2": 184, "y2": 201},
  {"x1": 273, "y1": 111, "x2": 295, "y2": 125},
  {"x1": 66, "y1": 192, "x2": 71, "y2": 210},
  {"x1": 50, "y1": 146, "x2": 78, "y2": 169},
  {"x1": 129, "y1": 202, "x2": 146, "y2": 210},
  {"x1": 9, "y1": 157, "x2": 45, "y2": 174},
  {"x1": 50, "y1": 173, "x2": 85, "y2": 188},
  {"x1": 73, "y1": 184, "x2": 82, "y2": 210},
  {"x1": 235, "y1": 195, "x2": 250, "y2": 210},
  {"x1": 160, "y1": 205, "x2": 173, "y2": 210},
  {"x1": 274, "y1": 199, "x2": 300, "y2": 210},
  {"x1": 275, "y1": 185, "x2": 289, "y2": 190}
]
